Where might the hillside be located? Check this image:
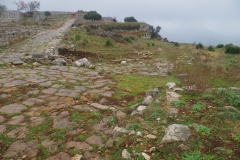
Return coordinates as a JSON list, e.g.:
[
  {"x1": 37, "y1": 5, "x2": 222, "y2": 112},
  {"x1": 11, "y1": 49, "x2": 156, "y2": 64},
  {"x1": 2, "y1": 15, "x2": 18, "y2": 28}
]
[{"x1": 0, "y1": 20, "x2": 239, "y2": 160}]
